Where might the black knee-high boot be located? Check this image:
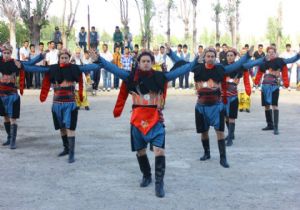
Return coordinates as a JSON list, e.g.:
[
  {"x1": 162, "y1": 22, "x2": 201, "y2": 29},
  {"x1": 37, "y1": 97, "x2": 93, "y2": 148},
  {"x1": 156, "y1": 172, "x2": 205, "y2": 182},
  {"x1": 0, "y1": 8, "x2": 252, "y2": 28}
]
[
  {"x1": 273, "y1": 110, "x2": 279, "y2": 135},
  {"x1": 155, "y1": 156, "x2": 165, "y2": 198},
  {"x1": 225, "y1": 121, "x2": 229, "y2": 140},
  {"x1": 226, "y1": 123, "x2": 235, "y2": 147},
  {"x1": 137, "y1": 154, "x2": 152, "y2": 187},
  {"x1": 218, "y1": 139, "x2": 229, "y2": 168},
  {"x1": 2, "y1": 122, "x2": 11, "y2": 146},
  {"x1": 58, "y1": 135, "x2": 69, "y2": 157},
  {"x1": 10, "y1": 124, "x2": 17, "y2": 150},
  {"x1": 68, "y1": 137, "x2": 75, "y2": 163},
  {"x1": 262, "y1": 110, "x2": 273, "y2": 130},
  {"x1": 200, "y1": 139, "x2": 210, "y2": 161}
]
